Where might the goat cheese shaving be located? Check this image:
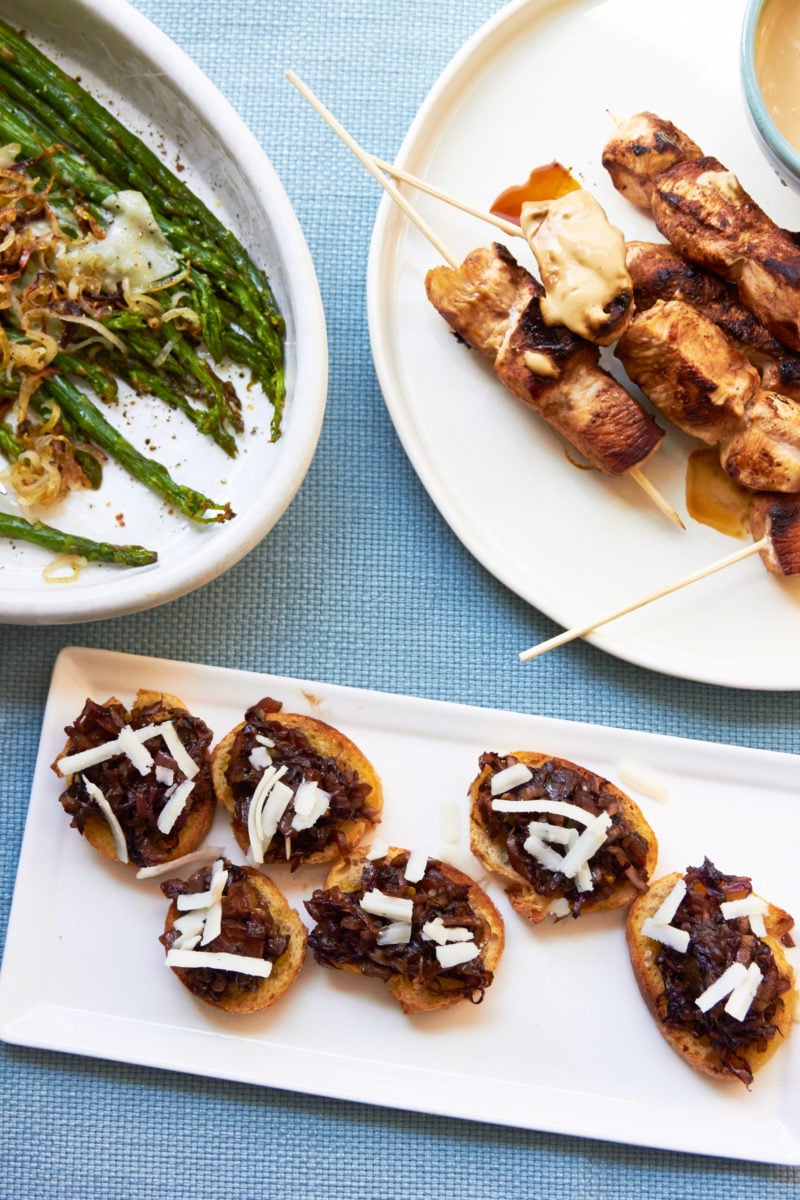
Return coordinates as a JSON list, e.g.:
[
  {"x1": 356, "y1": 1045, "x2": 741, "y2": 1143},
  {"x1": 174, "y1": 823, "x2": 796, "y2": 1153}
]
[
  {"x1": 749, "y1": 912, "x2": 768, "y2": 937},
  {"x1": 522, "y1": 831, "x2": 568, "y2": 874},
  {"x1": 116, "y1": 724, "x2": 154, "y2": 775},
  {"x1": 166, "y1": 948, "x2": 273, "y2": 978},
  {"x1": 157, "y1": 721, "x2": 199, "y2": 780},
  {"x1": 377, "y1": 921, "x2": 412, "y2": 946},
  {"x1": 290, "y1": 779, "x2": 331, "y2": 832},
  {"x1": 720, "y1": 895, "x2": 768, "y2": 921},
  {"x1": 176, "y1": 860, "x2": 228, "y2": 911},
  {"x1": 170, "y1": 912, "x2": 206, "y2": 951},
  {"x1": 421, "y1": 918, "x2": 473, "y2": 945},
  {"x1": 136, "y1": 845, "x2": 224, "y2": 880},
  {"x1": 548, "y1": 897, "x2": 571, "y2": 919},
  {"x1": 640, "y1": 917, "x2": 690, "y2": 953},
  {"x1": 695, "y1": 961, "x2": 749, "y2": 1012},
  {"x1": 723, "y1": 962, "x2": 764, "y2": 1021},
  {"x1": 155, "y1": 765, "x2": 175, "y2": 787},
  {"x1": 246, "y1": 765, "x2": 289, "y2": 862},
  {"x1": 491, "y1": 797, "x2": 600, "y2": 824},
  {"x1": 526, "y1": 821, "x2": 577, "y2": 847},
  {"x1": 81, "y1": 776, "x2": 129, "y2": 863},
  {"x1": 156, "y1": 778, "x2": 195, "y2": 835},
  {"x1": 360, "y1": 889, "x2": 414, "y2": 923},
  {"x1": 403, "y1": 848, "x2": 428, "y2": 883},
  {"x1": 651, "y1": 878, "x2": 687, "y2": 927},
  {"x1": 558, "y1": 812, "x2": 612, "y2": 879},
  {"x1": 201, "y1": 898, "x2": 223, "y2": 947},
  {"x1": 435, "y1": 941, "x2": 479, "y2": 969},
  {"x1": 255, "y1": 734, "x2": 275, "y2": 748},
  {"x1": 248, "y1": 745, "x2": 271, "y2": 770},
  {"x1": 490, "y1": 762, "x2": 534, "y2": 795}
]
